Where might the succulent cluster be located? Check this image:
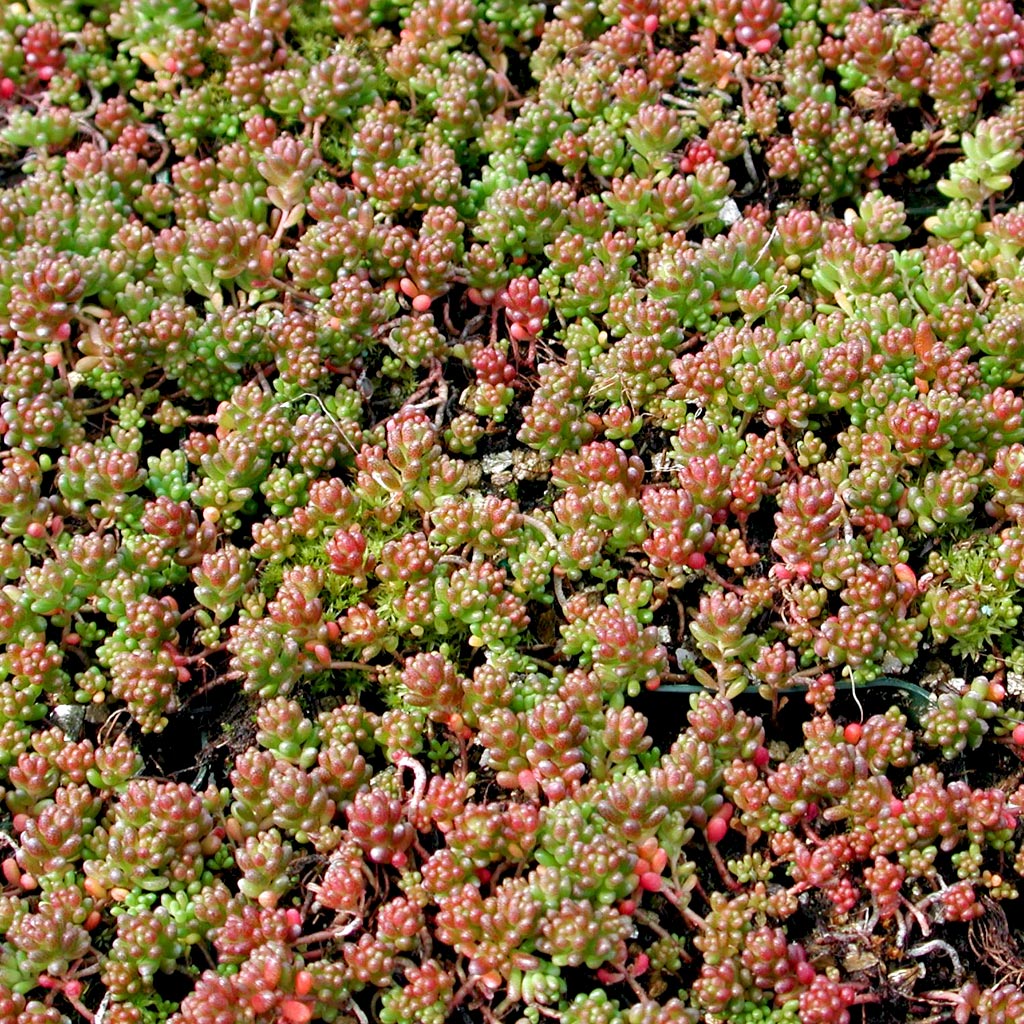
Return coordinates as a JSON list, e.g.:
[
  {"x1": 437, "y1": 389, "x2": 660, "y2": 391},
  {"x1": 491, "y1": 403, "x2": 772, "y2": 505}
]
[{"x1": 3, "y1": 0, "x2": 1024, "y2": 1021}]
